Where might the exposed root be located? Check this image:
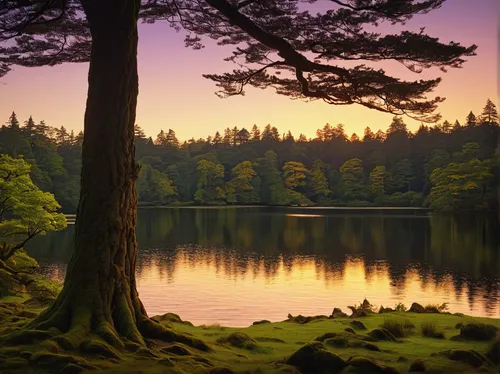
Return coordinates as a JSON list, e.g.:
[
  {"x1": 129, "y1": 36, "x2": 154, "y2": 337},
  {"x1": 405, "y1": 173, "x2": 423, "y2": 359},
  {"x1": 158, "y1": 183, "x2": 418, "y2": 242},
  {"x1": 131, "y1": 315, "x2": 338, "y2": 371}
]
[{"x1": 139, "y1": 316, "x2": 212, "y2": 352}]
